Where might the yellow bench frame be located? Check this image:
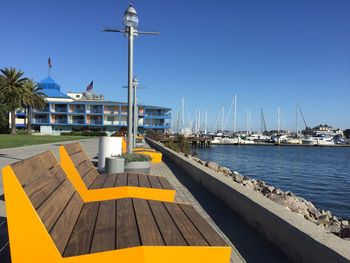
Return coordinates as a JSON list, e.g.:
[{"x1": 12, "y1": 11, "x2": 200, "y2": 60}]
[
  {"x1": 59, "y1": 145, "x2": 174, "y2": 202},
  {"x1": 3, "y1": 165, "x2": 231, "y2": 263}
]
